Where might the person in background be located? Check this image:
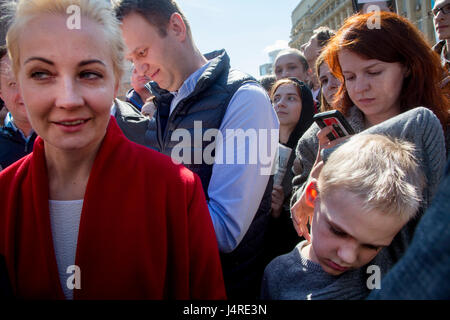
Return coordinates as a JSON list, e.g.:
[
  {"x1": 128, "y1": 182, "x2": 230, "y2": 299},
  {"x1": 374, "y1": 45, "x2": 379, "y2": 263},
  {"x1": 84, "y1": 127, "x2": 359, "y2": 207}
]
[
  {"x1": 111, "y1": 96, "x2": 149, "y2": 146},
  {"x1": 259, "y1": 74, "x2": 276, "y2": 95},
  {"x1": 0, "y1": 99, "x2": 7, "y2": 126},
  {"x1": 291, "y1": 12, "x2": 449, "y2": 217},
  {"x1": 301, "y1": 27, "x2": 336, "y2": 105},
  {"x1": 274, "y1": 48, "x2": 310, "y2": 85},
  {"x1": 315, "y1": 52, "x2": 340, "y2": 112},
  {"x1": 113, "y1": 0, "x2": 278, "y2": 299},
  {"x1": 0, "y1": 0, "x2": 225, "y2": 299},
  {"x1": 126, "y1": 66, "x2": 151, "y2": 110},
  {"x1": 266, "y1": 77, "x2": 315, "y2": 261},
  {"x1": 262, "y1": 134, "x2": 425, "y2": 300},
  {"x1": 290, "y1": 12, "x2": 448, "y2": 290},
  {"x1": 0, "y1": 45, "x2": 36, "y2": 171},
  {"x1": 432, "y1": 0, "x2": 450, "y2": 153}
]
